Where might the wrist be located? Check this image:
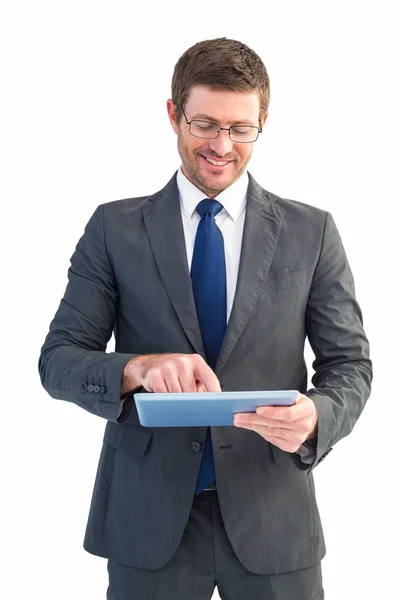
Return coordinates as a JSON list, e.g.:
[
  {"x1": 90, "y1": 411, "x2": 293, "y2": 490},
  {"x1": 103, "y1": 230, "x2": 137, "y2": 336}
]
[
  {"x1": 306, "y1": 417, "x2": 318, "y2": 440},
  {"x1": 121, "y1": 356, "x2": 145, "y2": 397}
]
